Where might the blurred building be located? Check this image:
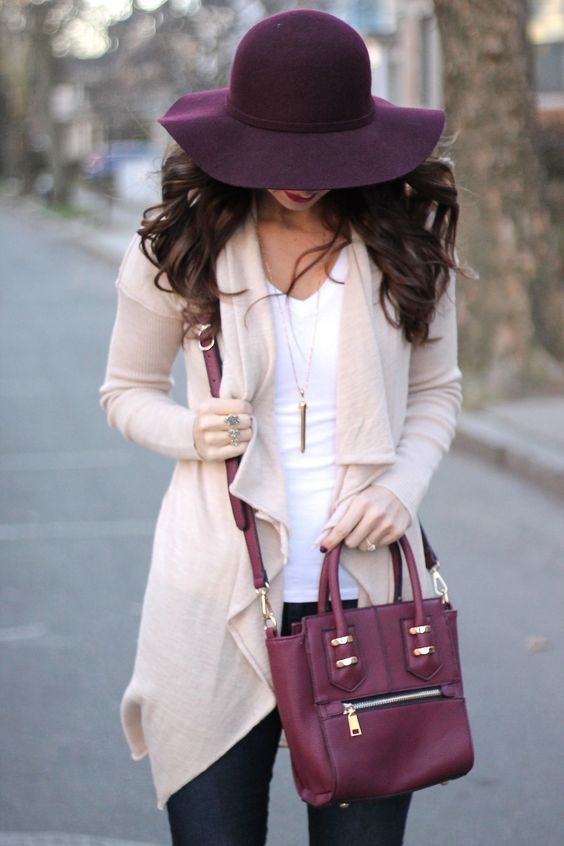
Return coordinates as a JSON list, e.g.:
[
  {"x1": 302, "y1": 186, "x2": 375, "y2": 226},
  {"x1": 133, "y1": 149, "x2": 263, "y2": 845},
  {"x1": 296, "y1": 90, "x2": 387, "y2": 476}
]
[
  {"x1": 334, "y1": 0, "x2": 564, "y2": 116},
  {"x1": 22, "y1": 0, "x2": 561, "y2": 204},
  {"x1": 529, "y1": 0, "x2": 564, "y2": 114},
  {"x1": 334, "y1": 0, "x2": 443, "y2": 107}
]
